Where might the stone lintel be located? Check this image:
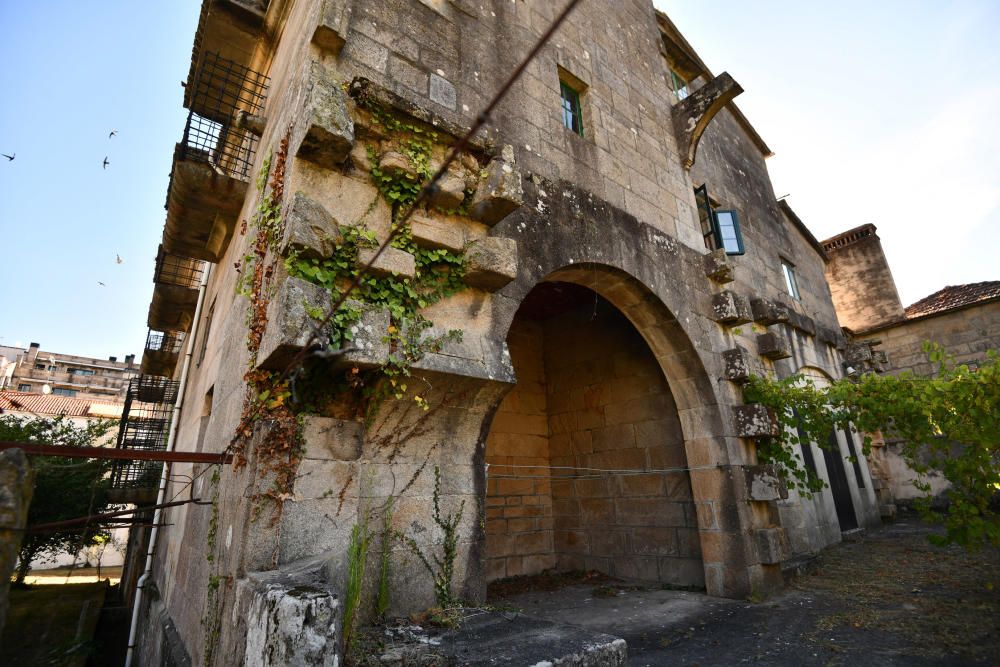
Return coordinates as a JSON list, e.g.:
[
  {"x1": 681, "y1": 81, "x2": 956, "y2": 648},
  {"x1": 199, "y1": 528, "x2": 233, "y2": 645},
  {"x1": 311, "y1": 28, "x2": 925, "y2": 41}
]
[
  {"x1": 673, "y1": 72, "x2": 744, "y2": 170},
  {"x1": 703, "y1": 248, "x2": 735, "y2": 284},
  {"x1": 733, "y1": 404, "x2": 780, "y2": 439},
  {"x1": 463, "y1": 237, "x2": 517, "y2": 291},
  {"x1": 292, "y1": 62, "x2": 355, "y2": 168},
  {"x1": 711, "y1": 290, "x2": 752, "y2": 325}
]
